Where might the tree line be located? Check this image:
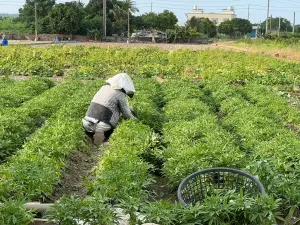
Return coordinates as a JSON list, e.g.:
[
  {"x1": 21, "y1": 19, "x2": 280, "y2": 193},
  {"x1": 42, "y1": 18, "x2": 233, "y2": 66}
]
[{"x1": 1, "y1": 0, "x2": 299, "y2": 41}]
